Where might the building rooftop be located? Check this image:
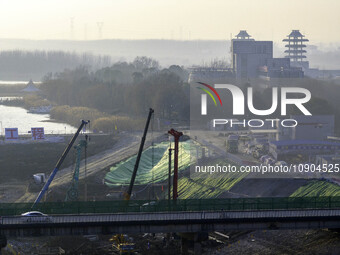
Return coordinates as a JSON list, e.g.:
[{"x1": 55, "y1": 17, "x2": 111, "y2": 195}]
[
  {"x1": 235, "y1": 30, "x2": 252, "y2": 39},
  {"x1": 288, "y1": 30, "x2": 305, "y2": 38},
  {"x1": 21, "y1": 79, "x2": 40, "y2": 92},
  {"x1": 270, "y1": 140, "x2": 340, "y2": 146},
  {"x1": 317, "y1": 155, "x2": 340, "y2": 161}
]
